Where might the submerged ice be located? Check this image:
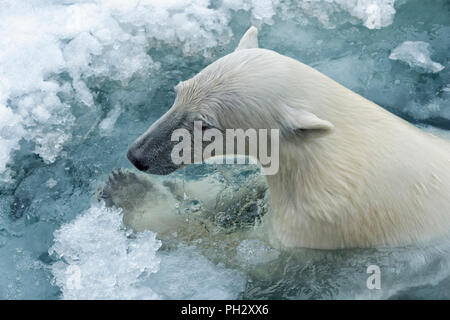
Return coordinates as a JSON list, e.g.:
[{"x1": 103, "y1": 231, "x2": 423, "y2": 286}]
[
  {"x1": 0, "y1": 0, "x2": 449, "y2": 299},
  {"x1": 389, "y1": 41, "x2": 445, "y2": 74}
]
